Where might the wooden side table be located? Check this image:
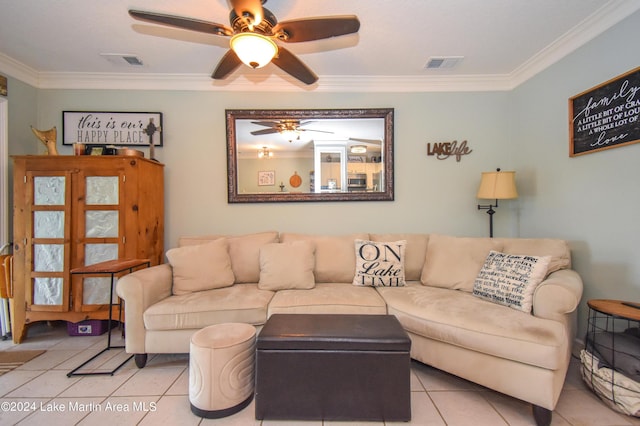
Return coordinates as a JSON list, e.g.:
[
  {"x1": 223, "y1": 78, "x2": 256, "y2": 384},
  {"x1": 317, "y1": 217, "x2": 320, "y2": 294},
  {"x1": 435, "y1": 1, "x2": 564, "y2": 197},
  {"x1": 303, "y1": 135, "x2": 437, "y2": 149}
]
[
  {"x1": 588, "y1": 299, "x2": 640, "y2": 322},
  {"x1": 67, "y1": 258, "x2": 150, "y2": 377}
]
